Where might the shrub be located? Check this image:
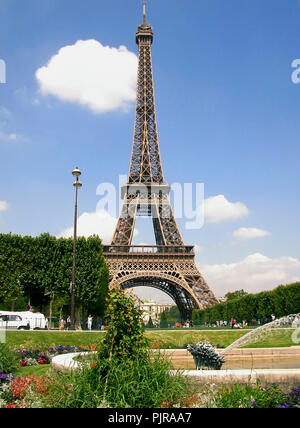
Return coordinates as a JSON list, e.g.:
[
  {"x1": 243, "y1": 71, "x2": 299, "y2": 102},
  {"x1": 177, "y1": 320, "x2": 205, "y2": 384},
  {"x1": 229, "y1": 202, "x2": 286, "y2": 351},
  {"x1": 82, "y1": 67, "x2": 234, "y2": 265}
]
[
  {"x1": 100, "y1": 288, "x2": 148, "y2": 361},
  {"x1": 39, "y1": 288, "x2": 194, "y2": 408},
  {"x1": 47, "y1": 351, "x2": 192, "y2": 408},
  {"x1": 0, "y1": 344, "x2": 18, "y2": 374}
]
